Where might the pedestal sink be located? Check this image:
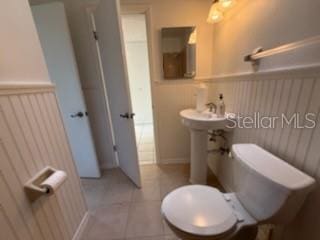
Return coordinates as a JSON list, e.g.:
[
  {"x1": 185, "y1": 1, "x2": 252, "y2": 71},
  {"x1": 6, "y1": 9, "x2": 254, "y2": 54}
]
[{"x1": 180, "y1": 109, "x2": 234, "y2": 184}]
